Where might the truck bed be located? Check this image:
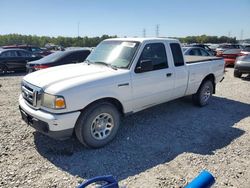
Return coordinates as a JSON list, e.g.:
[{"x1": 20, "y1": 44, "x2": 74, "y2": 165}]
[{"x1": 185, "y1": 55, "x2": 223, "y2": 64}]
